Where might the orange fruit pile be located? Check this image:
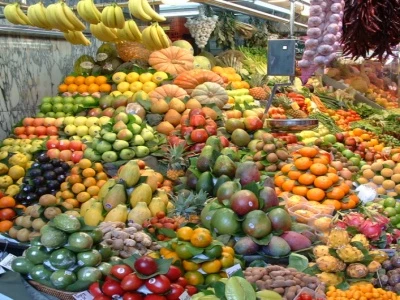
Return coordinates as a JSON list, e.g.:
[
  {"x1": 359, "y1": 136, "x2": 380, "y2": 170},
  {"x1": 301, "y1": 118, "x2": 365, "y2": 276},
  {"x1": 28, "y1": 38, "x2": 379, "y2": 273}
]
[
  {"x1": 58, "y1": 75, "x2": 111, "y2": 94},
  {"x1": 57, "y1": 159, "x2": 108, "y2": 208},
  {"x1": 275, "y1": 146, "x2": 359, "y2": 210}
]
